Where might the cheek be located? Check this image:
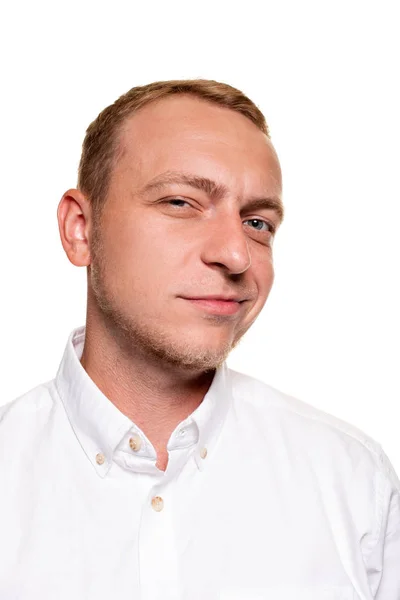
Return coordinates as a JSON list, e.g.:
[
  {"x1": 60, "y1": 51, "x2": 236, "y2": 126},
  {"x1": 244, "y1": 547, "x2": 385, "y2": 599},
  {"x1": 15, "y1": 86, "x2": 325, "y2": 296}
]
[
  {"x1": 252, "y1": 252, "x2": 275, "y2": 292},
  {"x1": 101, "y1": 222, "x2": 175, "y2": 293}
]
